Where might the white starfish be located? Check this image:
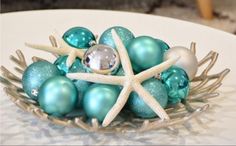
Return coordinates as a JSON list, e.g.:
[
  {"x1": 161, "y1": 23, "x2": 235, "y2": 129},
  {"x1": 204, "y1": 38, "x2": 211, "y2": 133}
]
[
  {"x1": 25, "y1": 32, "x2": 85, "y2": 67},
  {"x1": 25, "y1": 29, "x2": 179, "y2": 127},
  {"x1": 67, "y1": 30, "x2": 179, "y2": 126}
]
